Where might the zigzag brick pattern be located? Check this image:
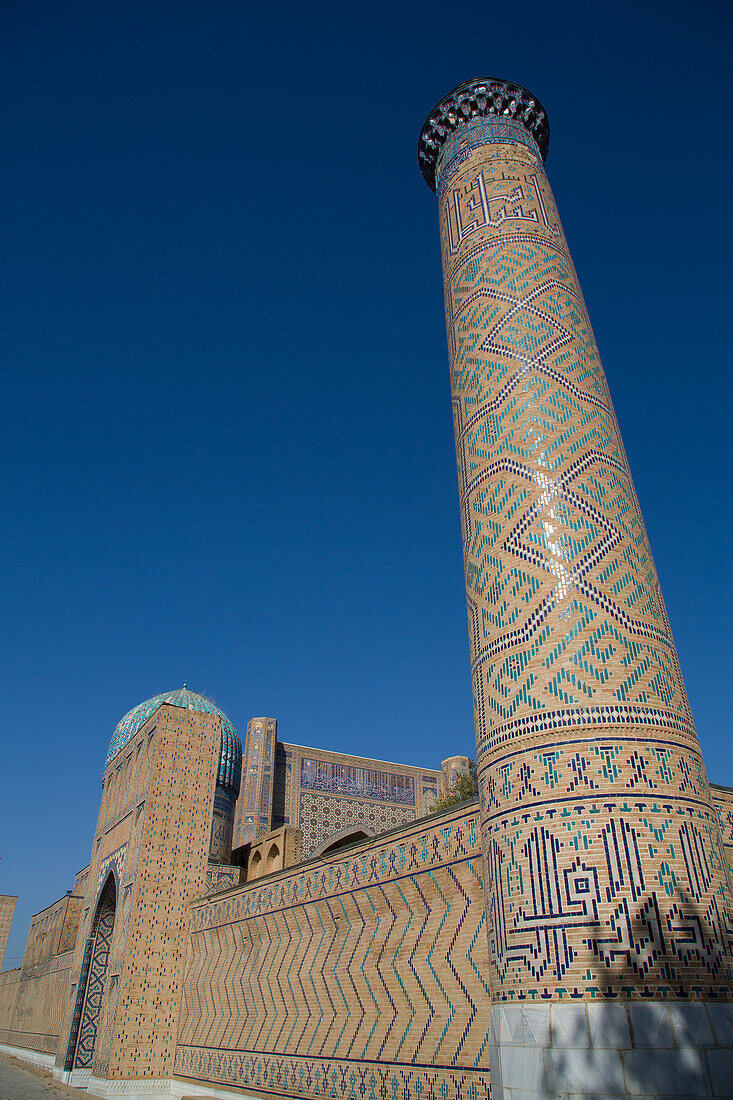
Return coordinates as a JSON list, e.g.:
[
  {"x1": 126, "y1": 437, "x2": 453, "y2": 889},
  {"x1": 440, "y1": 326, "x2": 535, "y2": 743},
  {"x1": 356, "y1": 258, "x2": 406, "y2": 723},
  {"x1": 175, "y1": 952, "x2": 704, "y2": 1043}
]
[
  {"x1": 174, "y1": 802, "x2": 491, "y2": 1100},
  {"x1": 432, "y1": 119, "x2": 733, "y2": 1000}
]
